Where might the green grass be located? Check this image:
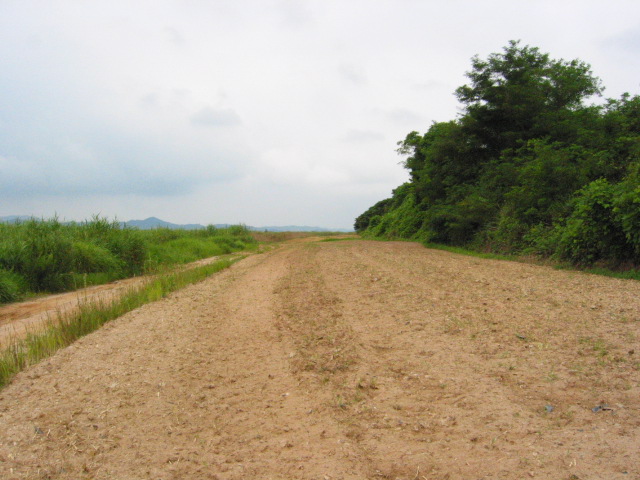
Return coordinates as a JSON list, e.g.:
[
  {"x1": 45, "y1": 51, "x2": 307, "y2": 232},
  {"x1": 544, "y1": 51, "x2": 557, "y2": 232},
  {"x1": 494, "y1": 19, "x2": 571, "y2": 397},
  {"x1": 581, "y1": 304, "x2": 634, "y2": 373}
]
[
  {"x1": 553, "y1": 264, "x2": 640, "y2": 281},
  {"x1": 422, "y1": 242, "x2": 519, "y2": 261},
  {"x1": 422, "y1": 241, "x2": 640, "y2": 281},
  {"x1": 319, "y1": 237, "x2": 359, "y2": 243},
  {"x1": 0, "y1": 217, "x2": 257, "y2": 303},
  {"x1": 0, "y1": 255, "x2": 242, "y2": 389}
]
